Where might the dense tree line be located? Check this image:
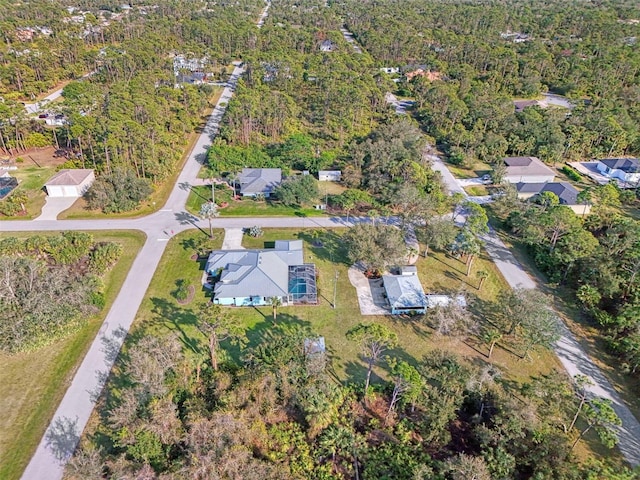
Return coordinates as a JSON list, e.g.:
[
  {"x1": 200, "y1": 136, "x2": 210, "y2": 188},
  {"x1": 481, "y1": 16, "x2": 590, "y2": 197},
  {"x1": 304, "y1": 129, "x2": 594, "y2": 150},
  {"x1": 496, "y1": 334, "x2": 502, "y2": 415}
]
[
  {"x1": 1, "y1": 0, "x2": 265, "y2": 214},
  {"x1": 332, "y1": 0, "x2": 640, "y2": 165},
  {"x1": 66, "y1": 318, "x2": 637, "y2": 479},
  {"x1": 0, "y1": 232, "x2": 122, "y2": 352}
]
